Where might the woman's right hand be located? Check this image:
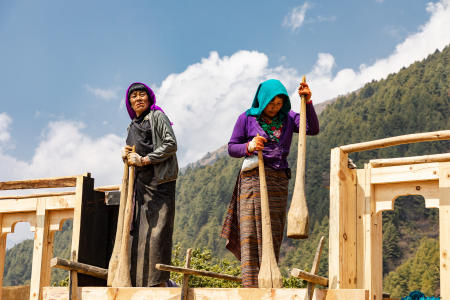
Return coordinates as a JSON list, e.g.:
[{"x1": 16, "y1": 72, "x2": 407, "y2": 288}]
[
  {"x1": 247, "y1": 135, "x2": 267, "y2": 153},
  {"x1": 121, "y1": 145, "x2": 133, "y2": 162}
]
